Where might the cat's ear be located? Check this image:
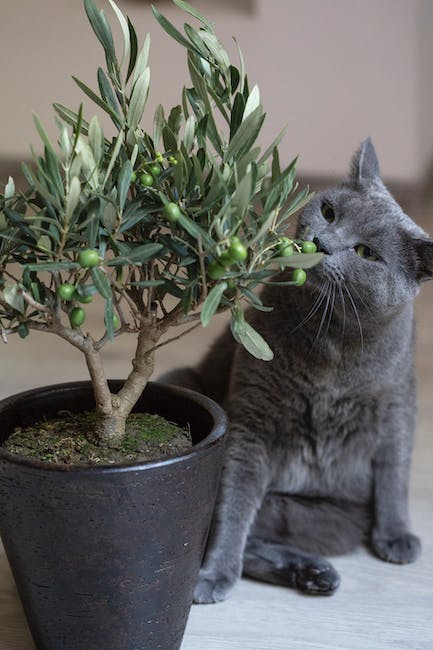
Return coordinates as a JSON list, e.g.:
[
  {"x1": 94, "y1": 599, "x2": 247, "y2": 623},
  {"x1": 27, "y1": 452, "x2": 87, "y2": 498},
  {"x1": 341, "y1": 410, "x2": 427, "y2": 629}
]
[
  {"x1": 413, "y1": 238, "x2": 433, "y2": 283},
  {"x1": 349, "y1": 137, "x2": 381, "y2": 187}
]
